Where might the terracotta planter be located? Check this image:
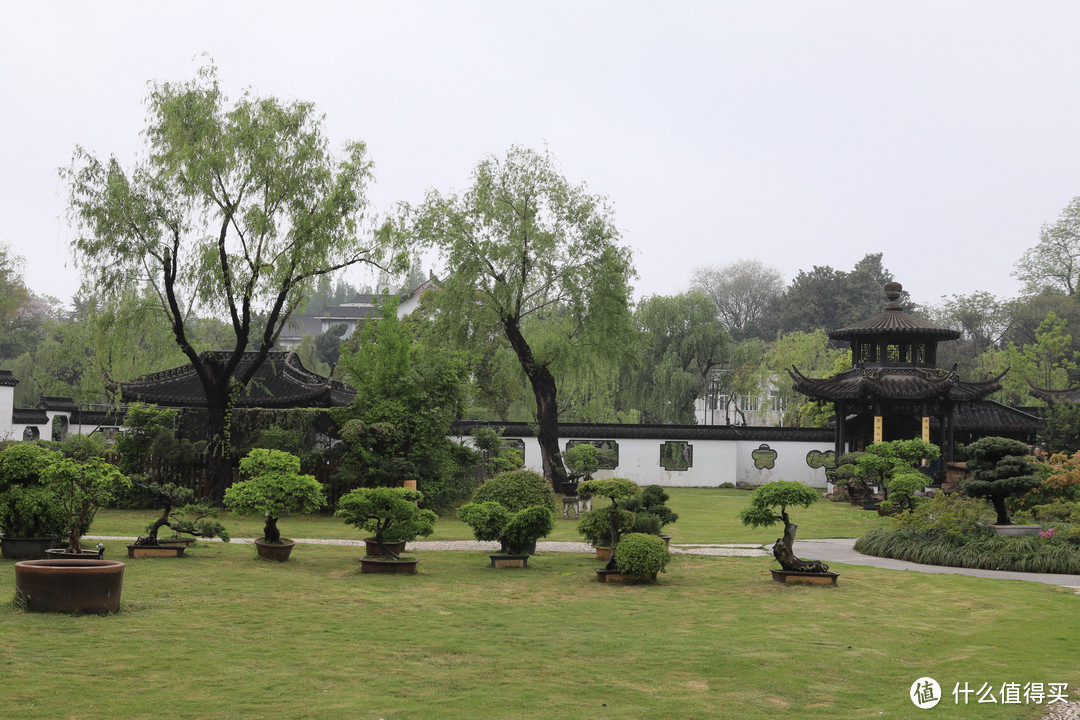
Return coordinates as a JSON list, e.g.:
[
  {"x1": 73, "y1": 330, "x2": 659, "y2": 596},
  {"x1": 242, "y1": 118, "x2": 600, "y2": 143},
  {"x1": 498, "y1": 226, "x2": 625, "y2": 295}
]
[
  {"x1": 254, "y1": 537, "x2": 295, "y2": 562},
  {"x1": 0, "y1": 536, "x2": 60, "y2": 560},
  {"x1": 127, "y1": 544, "x2": 186, "y2": 558},
  {"x1": 363, "y1": 539, "x2": 407, "y2": 557},
  {"x1": 489, "y1": 554, "x2": 529, "y2": 568},
  {"x1": 593, "y1": 546, "x2": 612, "y2": 561},
  {"x1": 360, "y1": 557, "x2": 419, "y2": 574},
  {"x1": 770, "y1": 569, "x2": 839, "y2": 586},
  {"x1": 596, "y1": 568, "x2": 657, "y2": 584},
  {"x1": 14, "y1": 559, "x2": 125, "y2": 614},
  {"x1": 46, "y1": 548, "x2": 103, "y2": 560}
]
